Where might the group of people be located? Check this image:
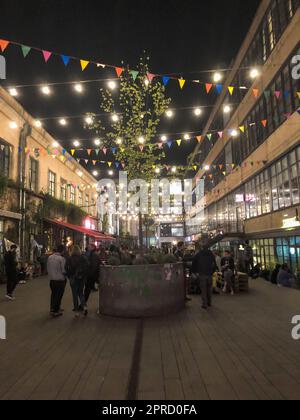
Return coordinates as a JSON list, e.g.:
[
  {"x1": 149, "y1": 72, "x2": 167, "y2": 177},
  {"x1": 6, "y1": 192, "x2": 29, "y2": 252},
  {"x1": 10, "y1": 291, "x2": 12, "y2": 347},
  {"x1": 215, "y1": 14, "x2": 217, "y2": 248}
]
[{"x1": 47, "y1": 243, "x2": 101, "y2": 318}]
